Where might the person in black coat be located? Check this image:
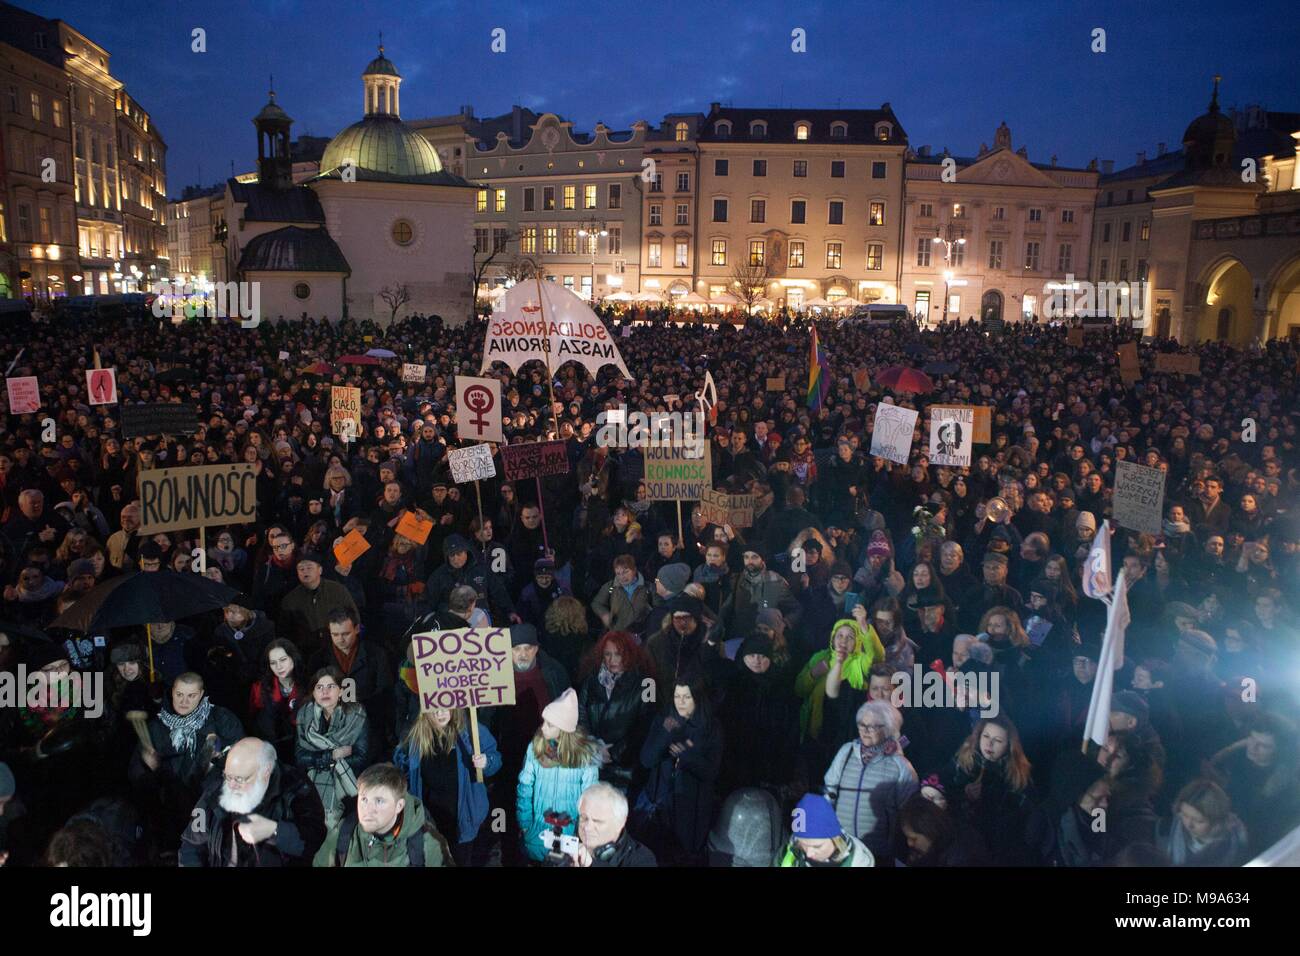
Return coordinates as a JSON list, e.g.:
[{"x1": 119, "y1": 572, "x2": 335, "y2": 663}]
[
  {"x1": 179, "y1": 737, "x2": 326, "y2": 866},
  {"x1": 307, "y1": 608, "x2": 394, "y2": 754},
  {"x1": 896, "y1": 791, "x2": 991, "y2": 866},
  {"x1": 717, "y1": 634, "x2": 800, "y2": 794},
  {"x1": 577, "y1": 631, "x2": 654, "y2": 789}
]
